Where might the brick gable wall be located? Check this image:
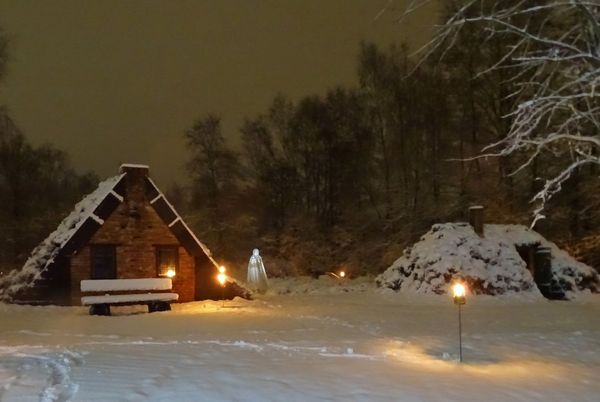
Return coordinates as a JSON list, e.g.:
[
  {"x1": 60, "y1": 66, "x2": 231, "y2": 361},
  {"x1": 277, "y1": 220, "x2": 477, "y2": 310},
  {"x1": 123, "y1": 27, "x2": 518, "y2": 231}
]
[{"x1": 69, "y1": 166, "x2": 195, "y2": 305}]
